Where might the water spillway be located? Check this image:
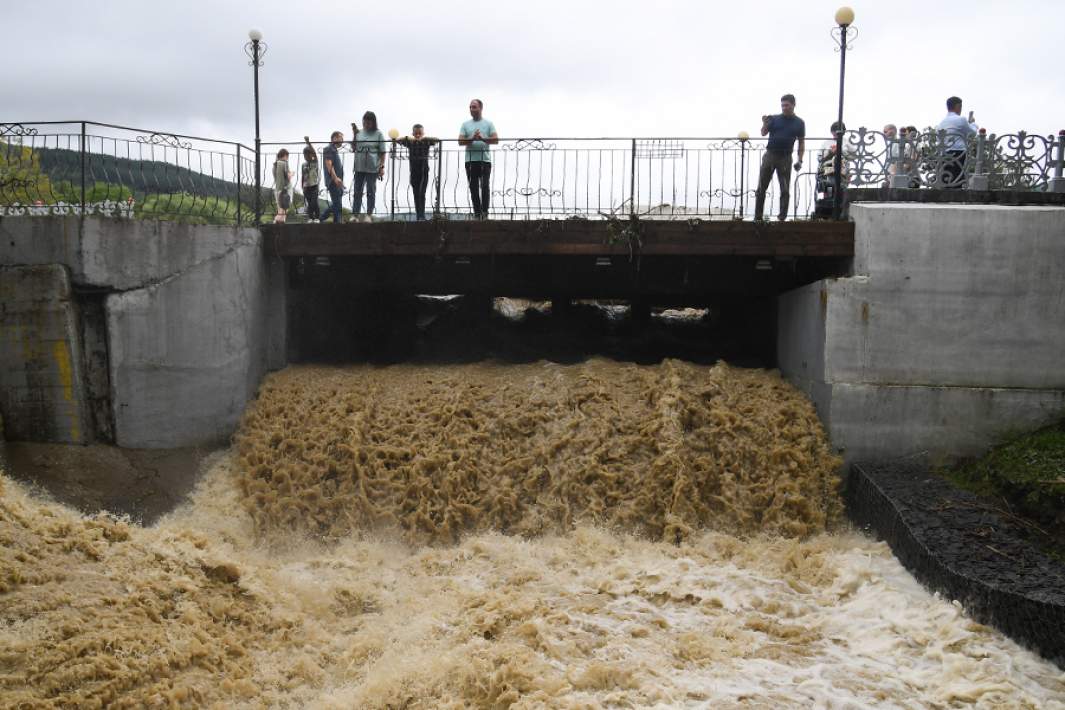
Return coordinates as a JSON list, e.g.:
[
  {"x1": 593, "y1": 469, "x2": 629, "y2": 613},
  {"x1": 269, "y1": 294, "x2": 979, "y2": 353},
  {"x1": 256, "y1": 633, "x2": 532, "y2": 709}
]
[{"x1": 2, "y1": 359, "x2": 1064, "y2": 707}]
